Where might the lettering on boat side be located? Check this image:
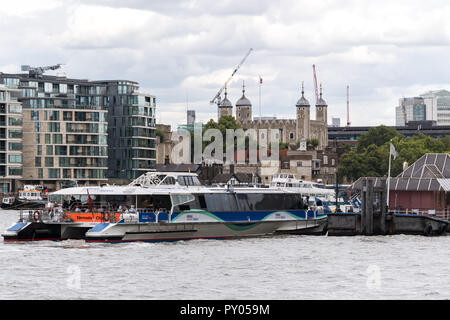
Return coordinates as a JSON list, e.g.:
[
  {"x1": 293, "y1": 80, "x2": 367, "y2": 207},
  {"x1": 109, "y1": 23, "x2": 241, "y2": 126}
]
[{"x1": 179, "y1": 304, "x2": 270, "y2": 317}]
